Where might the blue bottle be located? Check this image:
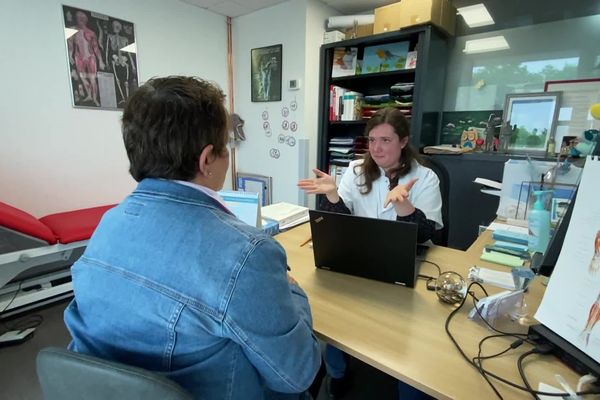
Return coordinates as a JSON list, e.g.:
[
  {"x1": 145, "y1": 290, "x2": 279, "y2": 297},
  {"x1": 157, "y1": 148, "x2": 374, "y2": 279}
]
[{"x1": 528, "y1": 191, "x2": 552, "y2": 254}]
